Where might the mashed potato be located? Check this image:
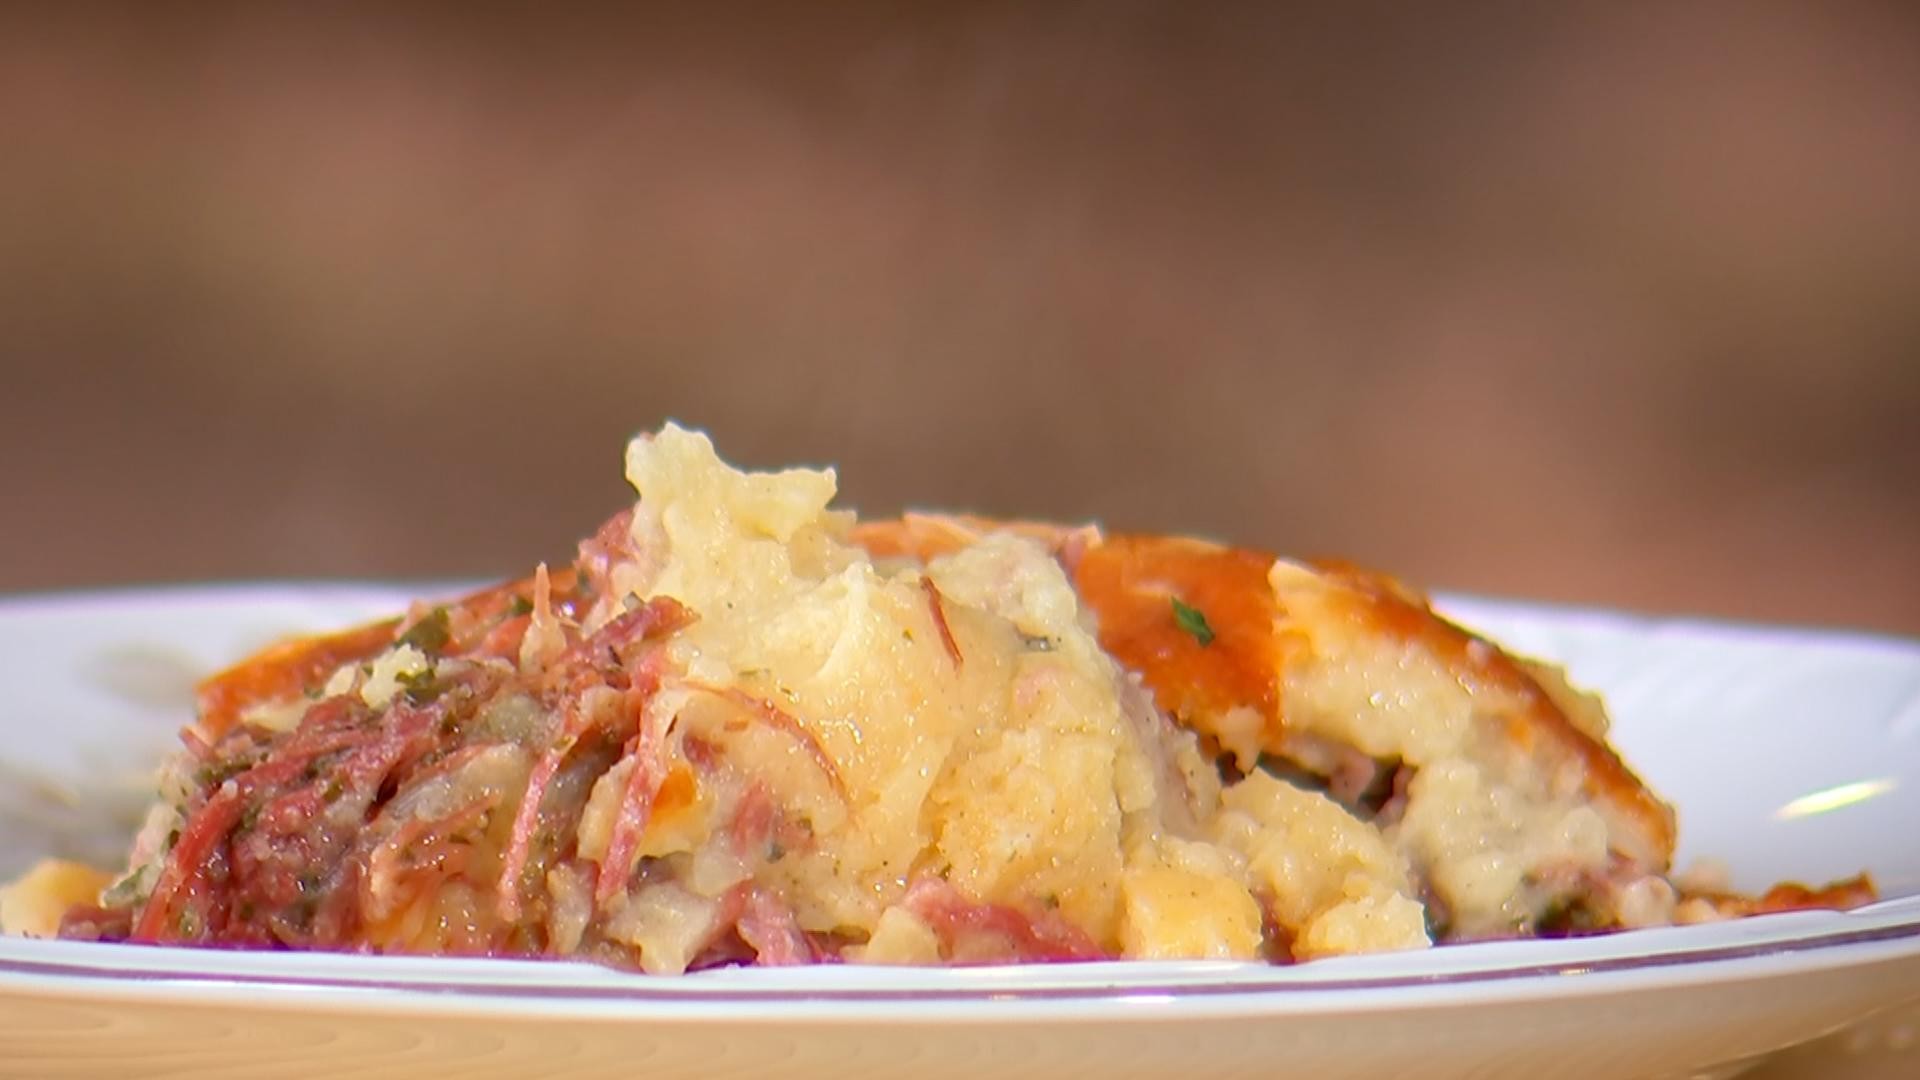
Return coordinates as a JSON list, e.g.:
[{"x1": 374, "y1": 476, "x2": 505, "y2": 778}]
[{"x1": 591, "y1": 426, "x2": 1410, "y2": 964}]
